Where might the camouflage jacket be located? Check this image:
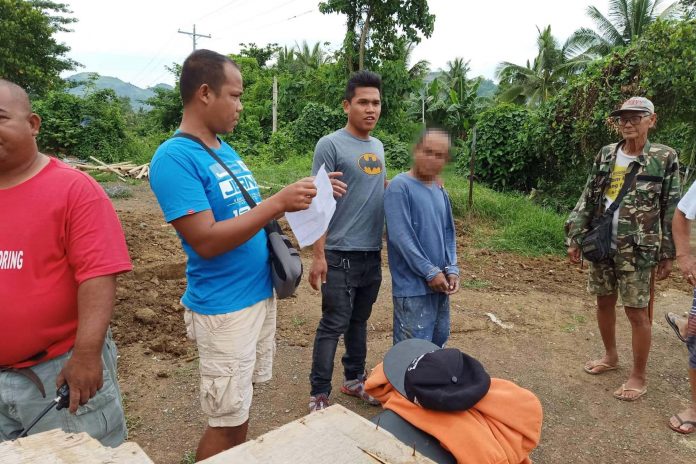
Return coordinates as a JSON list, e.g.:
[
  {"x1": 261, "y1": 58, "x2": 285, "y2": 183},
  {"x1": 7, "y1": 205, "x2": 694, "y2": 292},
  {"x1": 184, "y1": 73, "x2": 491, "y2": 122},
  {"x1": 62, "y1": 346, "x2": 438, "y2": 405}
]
[{"x1": 565, "y1": 140, "x2": 680, "y2": 271}]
